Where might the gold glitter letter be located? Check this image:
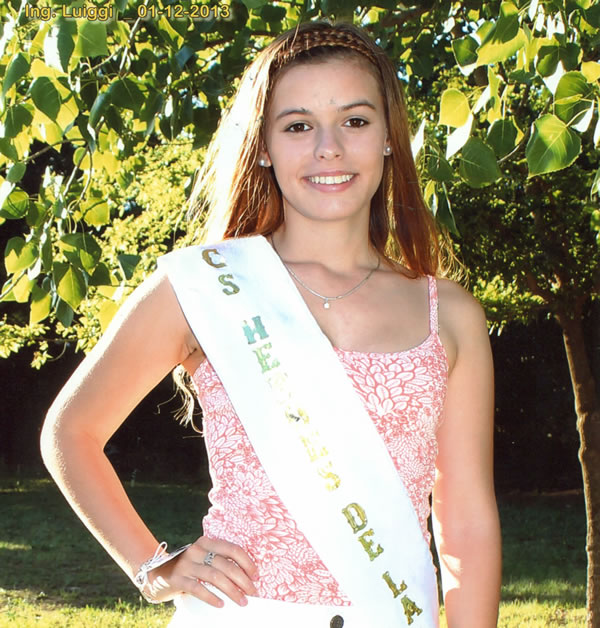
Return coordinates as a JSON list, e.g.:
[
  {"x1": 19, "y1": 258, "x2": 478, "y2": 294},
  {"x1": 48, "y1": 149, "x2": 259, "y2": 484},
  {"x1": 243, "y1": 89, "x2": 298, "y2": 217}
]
[
  {"x1": 382, "y1": 571, "x2": 407, "y2": 598},
  {"x1": 319, "y1": 467, "x2": 341, "y2": 491},
  {"x1": 342, "y1": 503, "x2": 367, "y2": 533},
  {"x1": 358, "y1": 528, "x2": 383, "y2": 561},
  {"x1": 202, "y1": 248, "x2": 226, "y2": 268},
  {"x1": 401, "y1": 596, "x2": 423, "y2": 625},
  {"x1": 218, "y1": 274, "x2": 240, "y2": 295}
]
